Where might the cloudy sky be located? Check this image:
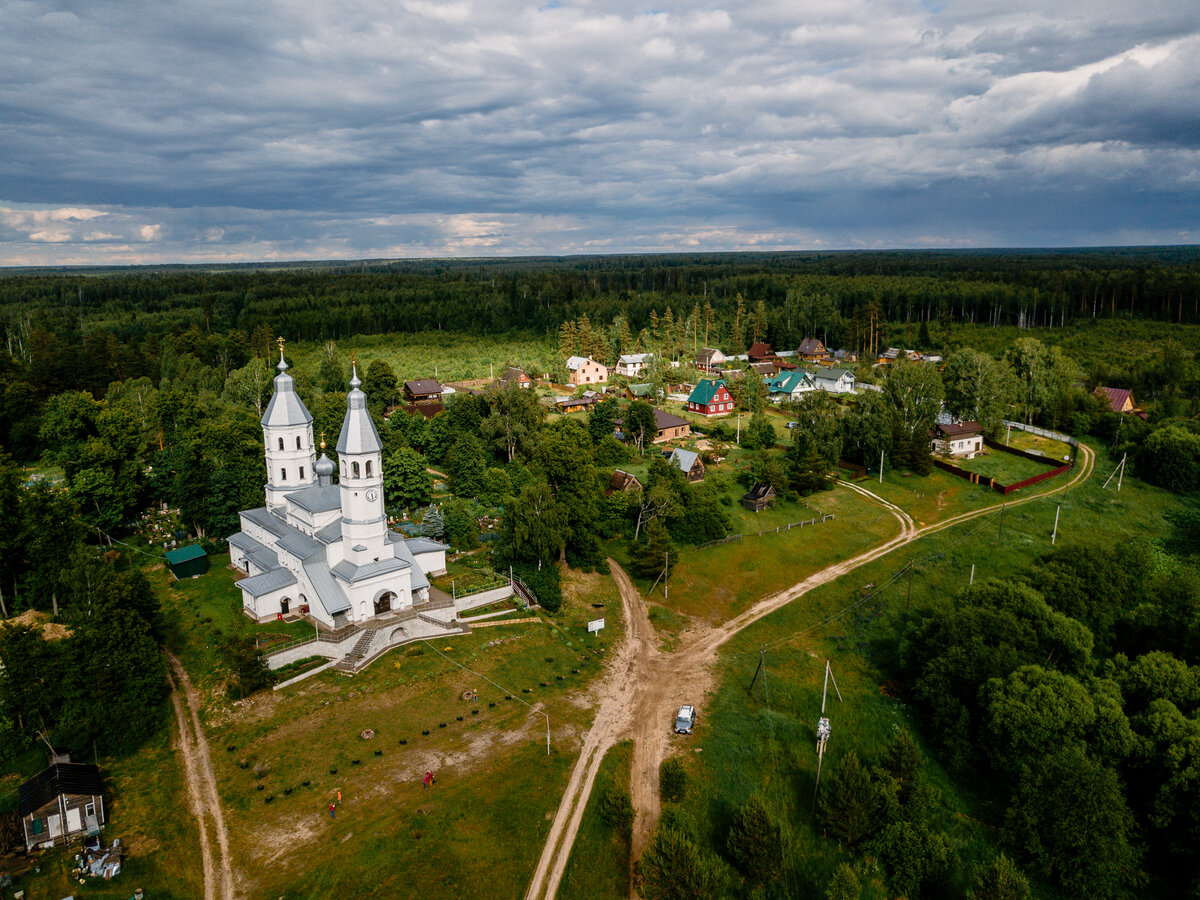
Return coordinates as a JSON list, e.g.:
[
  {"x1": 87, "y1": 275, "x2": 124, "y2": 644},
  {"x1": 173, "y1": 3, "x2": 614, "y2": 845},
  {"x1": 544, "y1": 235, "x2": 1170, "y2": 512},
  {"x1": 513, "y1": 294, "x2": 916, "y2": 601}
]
[{"x1": 2, "y1": 0, "x2": 1199, "y2": 265}]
